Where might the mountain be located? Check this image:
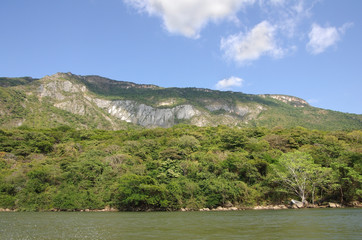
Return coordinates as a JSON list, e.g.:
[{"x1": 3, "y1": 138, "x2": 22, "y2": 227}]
[{"x1": 0, "y1": 72, "x2": 361, "y2": 130}]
